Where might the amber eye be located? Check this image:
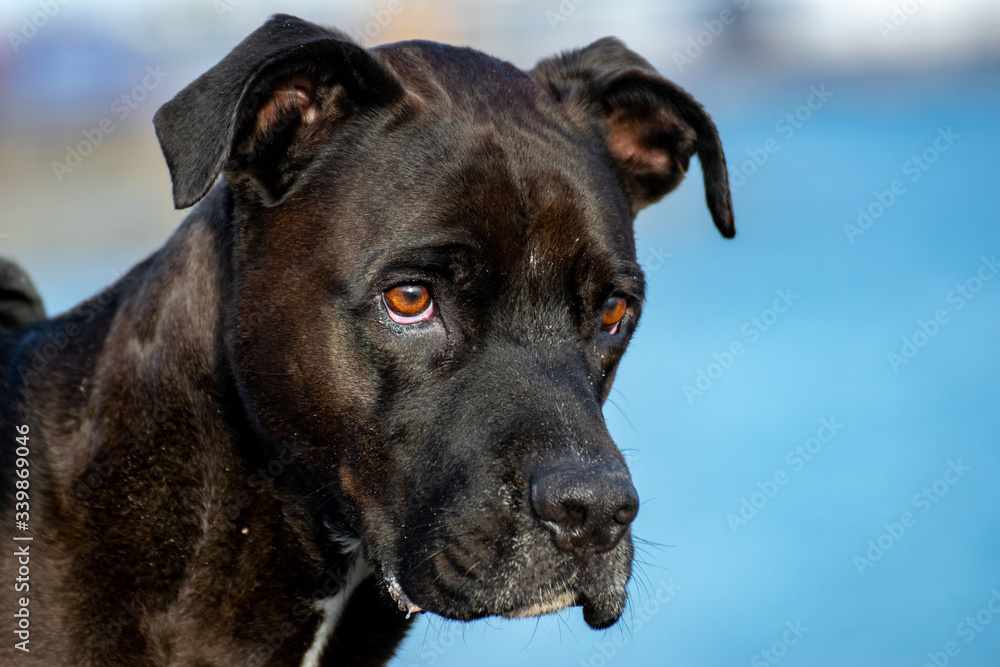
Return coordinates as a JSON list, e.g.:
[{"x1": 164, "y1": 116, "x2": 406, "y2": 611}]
[
  {"x1": 384, "y1": 284, "x2": 433, "y2": 324},
  {"x1": 601, "y1": 296, "x2": 627, "y2": 335}
]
